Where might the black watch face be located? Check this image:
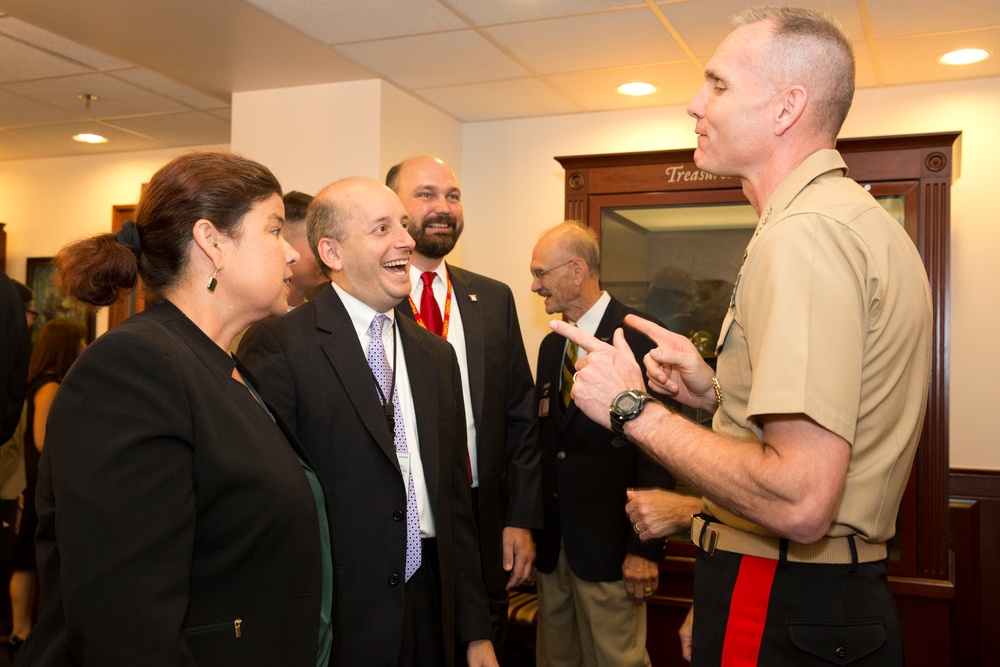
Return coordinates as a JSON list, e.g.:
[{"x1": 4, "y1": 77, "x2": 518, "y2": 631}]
[{"x1": 617, "y1": 393, "x2": 639, "y2": 413}]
